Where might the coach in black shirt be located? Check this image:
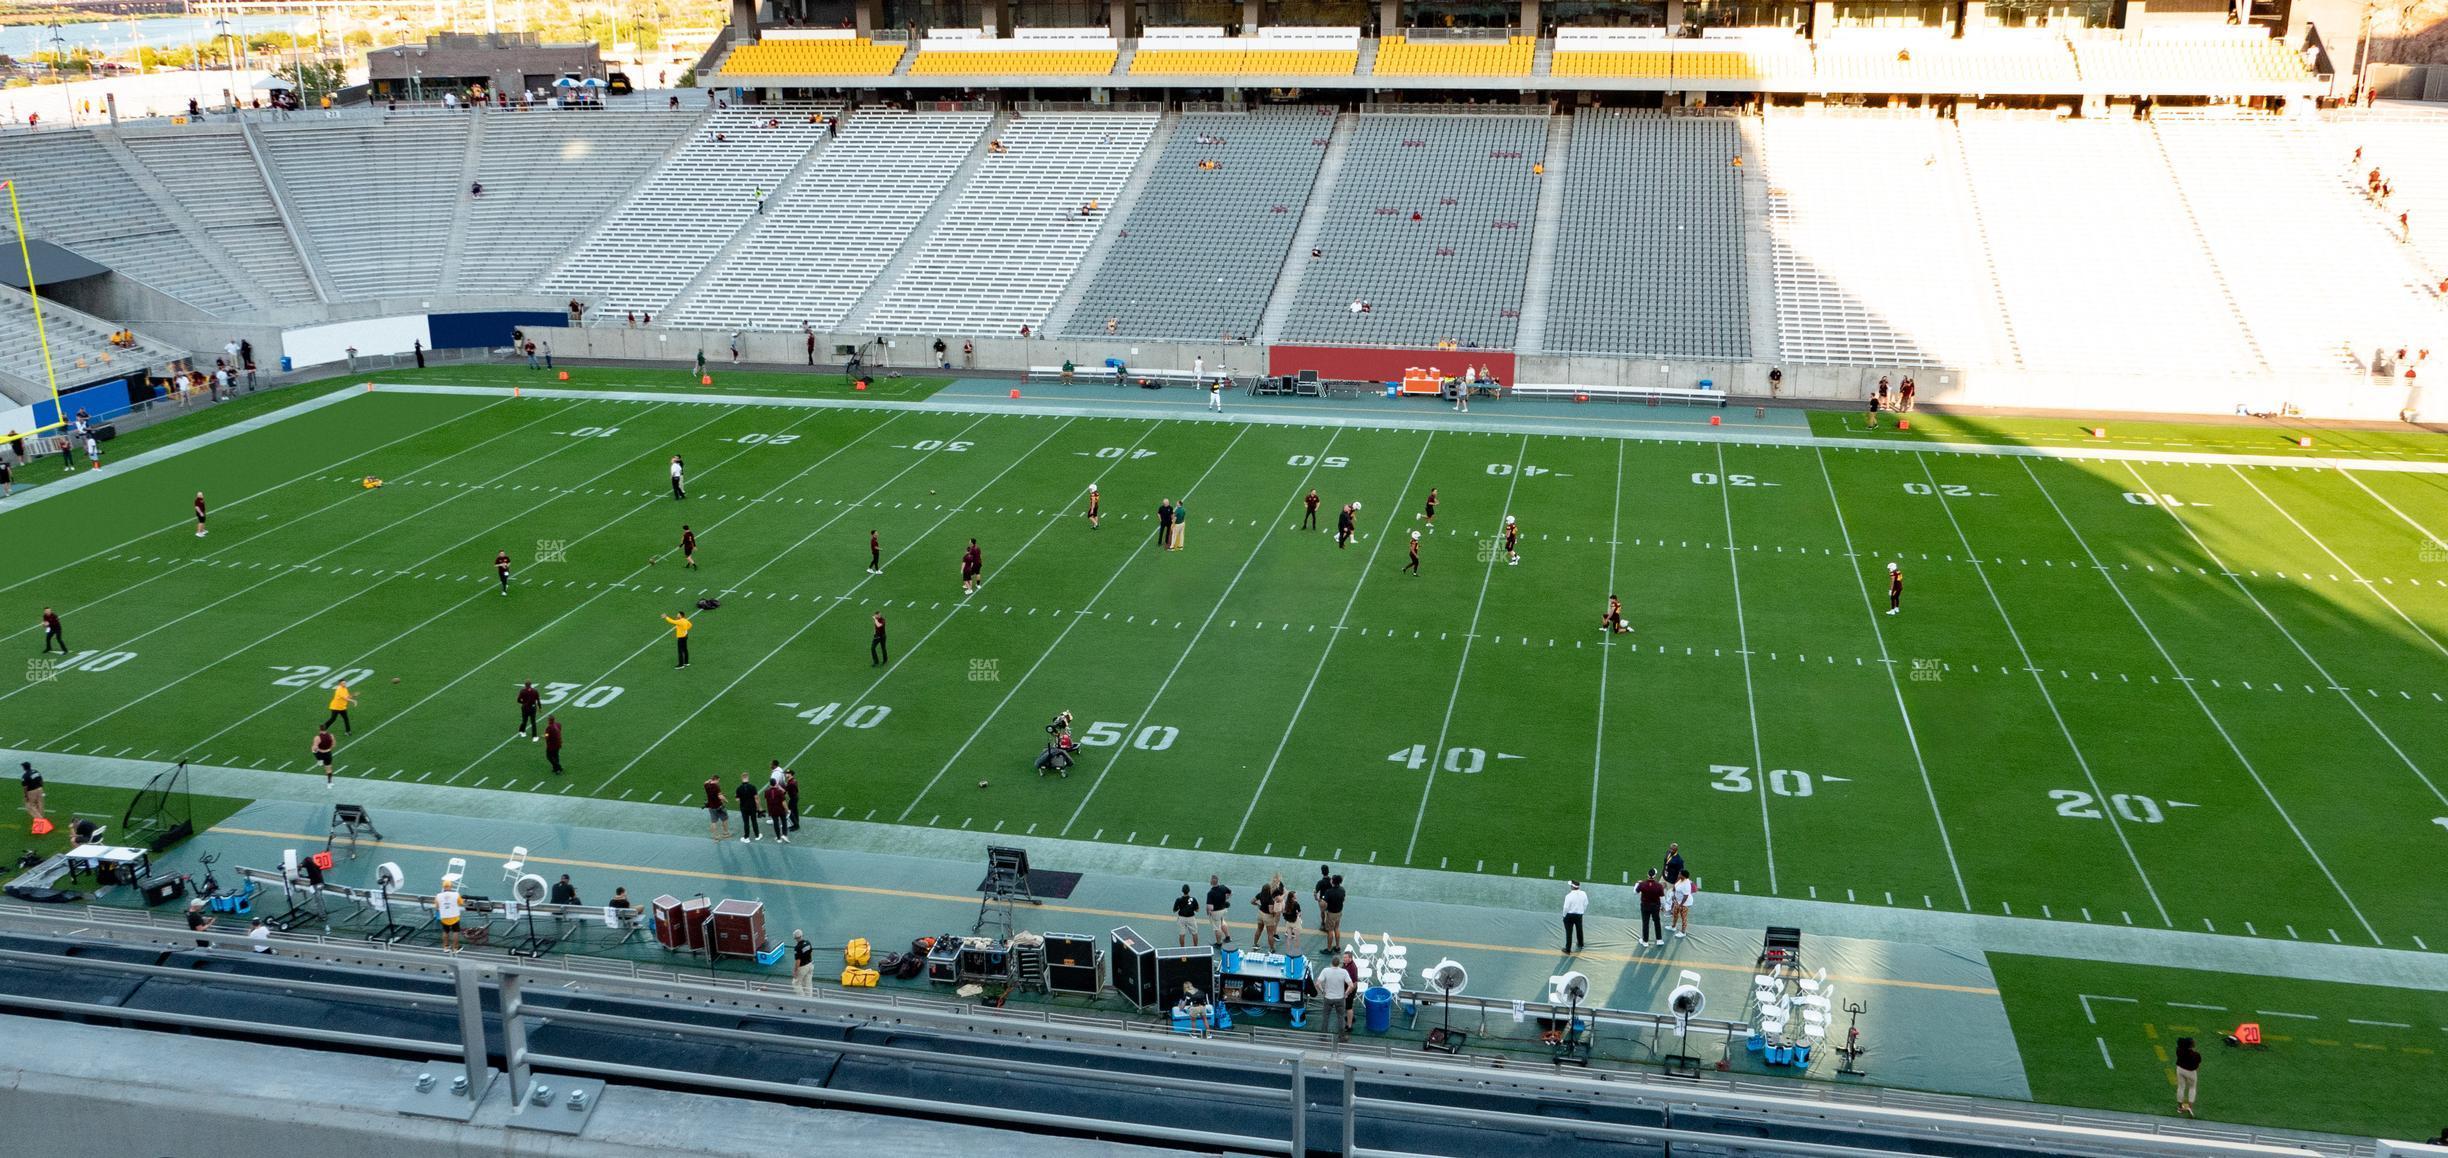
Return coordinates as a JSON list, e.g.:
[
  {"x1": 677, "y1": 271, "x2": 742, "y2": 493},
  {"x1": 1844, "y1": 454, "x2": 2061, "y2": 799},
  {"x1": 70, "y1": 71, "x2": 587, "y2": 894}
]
[{"x1": 736, "y1": 771, "x2": 764, "y2": 842}]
